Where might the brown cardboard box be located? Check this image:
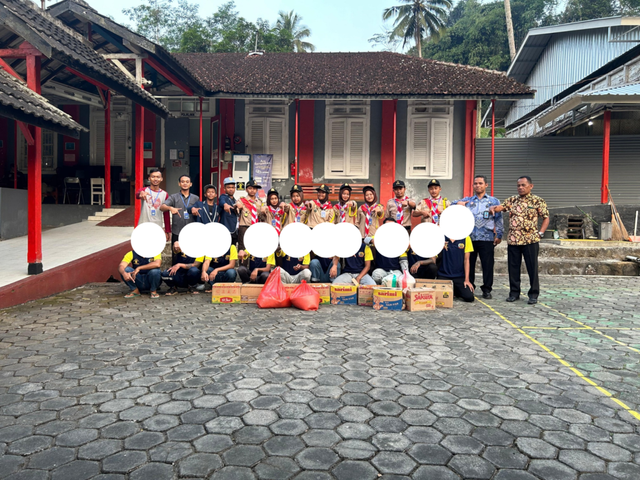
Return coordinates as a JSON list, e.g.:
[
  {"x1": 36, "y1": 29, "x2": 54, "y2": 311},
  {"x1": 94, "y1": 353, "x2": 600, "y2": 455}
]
[
  {"x1": 372, "y1": 287, "x2": 404, "y2": 310},
  {"x1": 404, "y1": 288, "x2": 436, "y2": 311},
  {"x1": 415, "y1": 280, "x2": 454, "y2": 308},
  {"x1": 211, "y1": 283, "x2": 241, "y2": 304},
  {"x1": 358, "y1": 285, "x2": 375, "y2": 306},
  {"x1": 240, "y1": 284, "x2": 263, "y2": 304},
  {"x1": 330, "y1": 285, "x2": 358, "y2": 305},
  {"x1": 283, "y1": 284, "x2": 298, "y2": 296},
  {"x1": 309, "y1": 284, "x2": 330, "y2": 305}
]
